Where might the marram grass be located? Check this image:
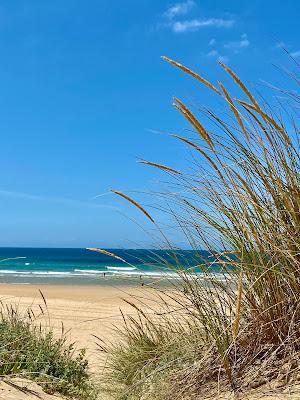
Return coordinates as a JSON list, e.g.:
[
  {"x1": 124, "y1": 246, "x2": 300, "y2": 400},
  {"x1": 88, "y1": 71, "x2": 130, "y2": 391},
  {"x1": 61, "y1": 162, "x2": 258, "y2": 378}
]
[{"x1": 95, "y1": 57, "x2": 300, "y2": 399}]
